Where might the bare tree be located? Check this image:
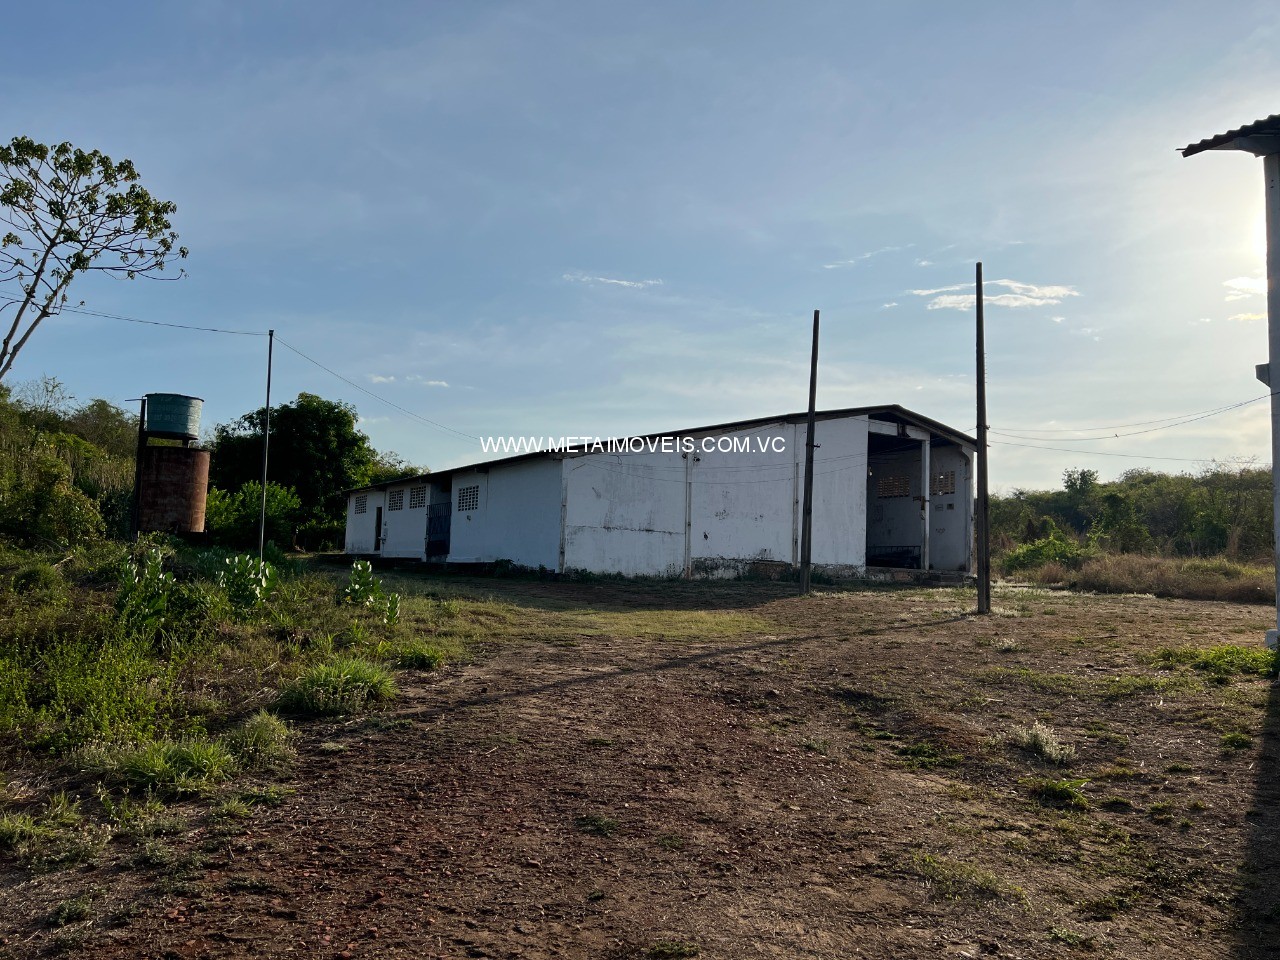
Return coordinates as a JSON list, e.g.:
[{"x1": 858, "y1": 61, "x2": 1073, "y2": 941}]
[{"x1": 0, "y1": 136, "x2": 187, "y2": 381}]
